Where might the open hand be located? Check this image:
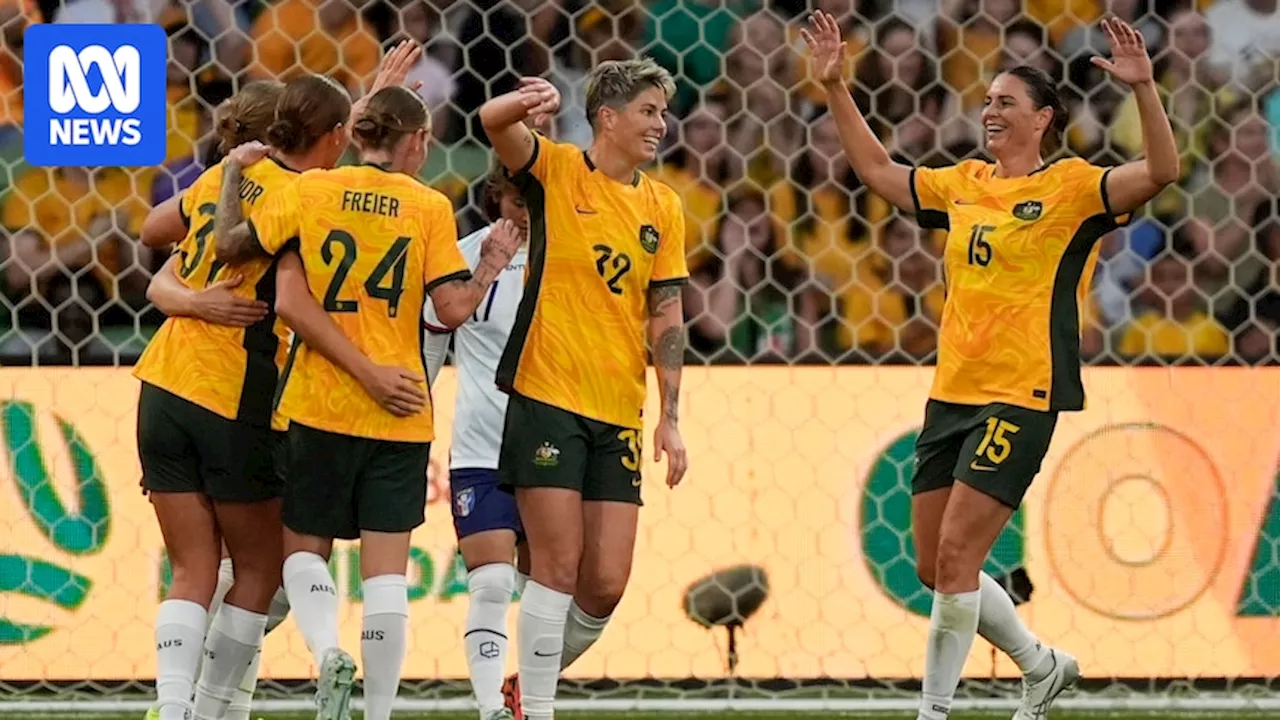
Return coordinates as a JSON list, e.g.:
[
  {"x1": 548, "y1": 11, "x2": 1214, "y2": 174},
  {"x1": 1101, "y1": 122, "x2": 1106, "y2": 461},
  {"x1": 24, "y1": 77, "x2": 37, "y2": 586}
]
[
  {"x1": 480, "y1": 218, "x2": 521, "y2": 266},
  {"x1": 227, "y1": 141, "x2": 270, "y2": 166},
  {"x1": 653, "y1": 418, "x2": 688, "y2": 488},
  {"x1": 1091, "y1": 17, "x2": 1154, "y2": 86},
  {"x1": 799, "y1": 11, "x2": 847, "y2": 87},
  {"x1": 364, "y1": 365, "x2": 428, "y2": 417},
  {"x1": 373, "y1": 39, "x2": 425, "y2": 94},
  {"x1": 193, "y1": 274, "x2": 269, "y2": 327}
]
